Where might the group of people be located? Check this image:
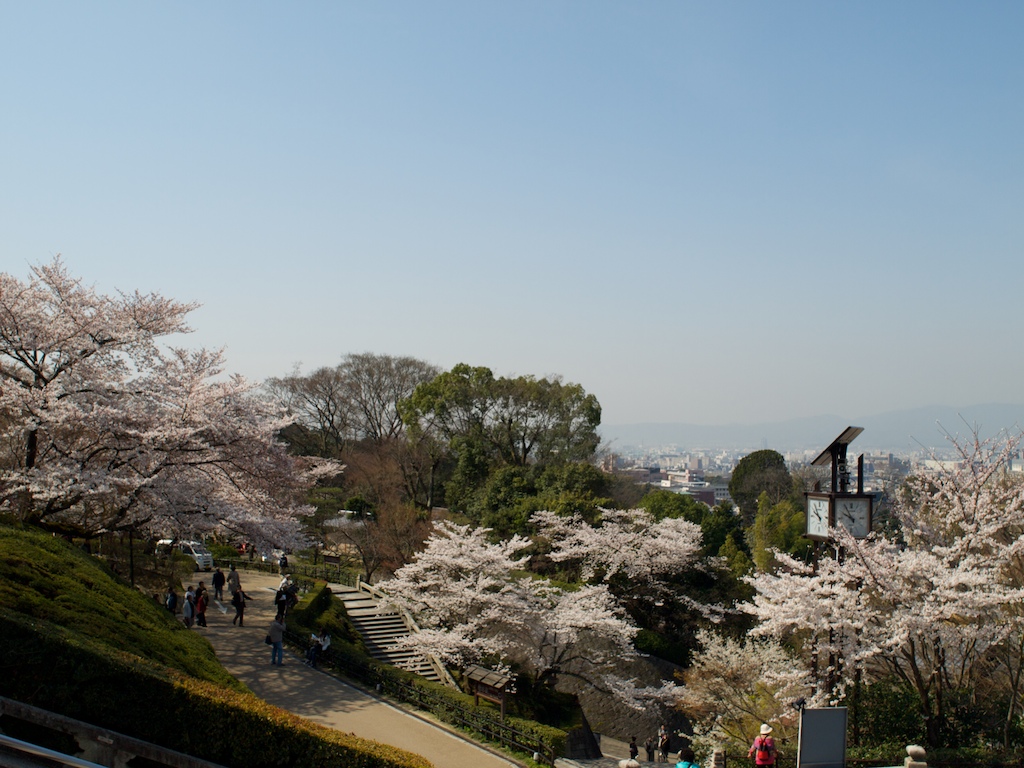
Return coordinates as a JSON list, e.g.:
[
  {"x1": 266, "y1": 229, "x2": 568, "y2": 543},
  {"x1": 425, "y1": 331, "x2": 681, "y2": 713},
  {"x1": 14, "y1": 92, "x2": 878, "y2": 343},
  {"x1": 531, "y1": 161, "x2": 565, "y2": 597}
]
[
  {"x1": 164, "y1": 564, "x2": 250, "y2": 628},
  {"x1": 160, "y1": 563, "x2": 327, "y2": 672},
  {"x1": 265, "y1": 574, "x2": 329, "y2": 668},
  {"x1": 161, "y1": 563, "x2": 328, "y2": 673},
  {"x1": 304, "y1": 627, "x2": 331, "y2": 668},
  {"x1": 274, "y1": 575, "x2": 299, "y2": 617},
  {"x1": 628, "y1": 725, "x2": 674, "y2": 764},
  {"x1": 624, "y1": 722, "x2": 777, "y2": 768},
  {"x1": 166, "y1": 581, "x2": 209, "y2": 627}
]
